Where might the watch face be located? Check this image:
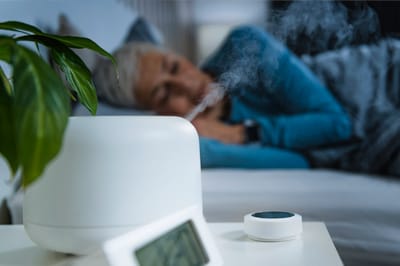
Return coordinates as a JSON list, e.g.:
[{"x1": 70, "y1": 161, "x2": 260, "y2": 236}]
[{"x1": 134, "y1": 220, "x2": 210, "y2": 266}]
